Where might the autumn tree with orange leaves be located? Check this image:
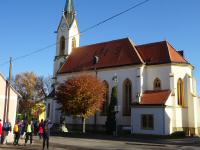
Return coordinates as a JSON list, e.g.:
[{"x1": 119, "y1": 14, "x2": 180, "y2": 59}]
[{"x1": 55, "y1": 74, "x2": 106, "y2": 133}]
